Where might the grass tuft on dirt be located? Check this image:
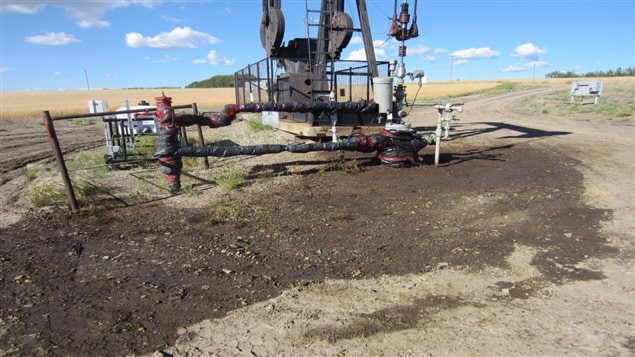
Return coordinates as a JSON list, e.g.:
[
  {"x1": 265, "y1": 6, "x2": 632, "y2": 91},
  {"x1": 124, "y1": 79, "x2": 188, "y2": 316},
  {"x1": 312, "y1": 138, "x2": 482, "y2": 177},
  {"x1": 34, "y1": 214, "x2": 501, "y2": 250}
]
[
  {"x1": 246, "y1": 118, "x2": 274, "y2": 132},
  {"x1": 214, "y1": 168, "x2": 247, "y2": 190},
  {"x1": 28, "y1": 177, "x2": 98, "y2": 208}
]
